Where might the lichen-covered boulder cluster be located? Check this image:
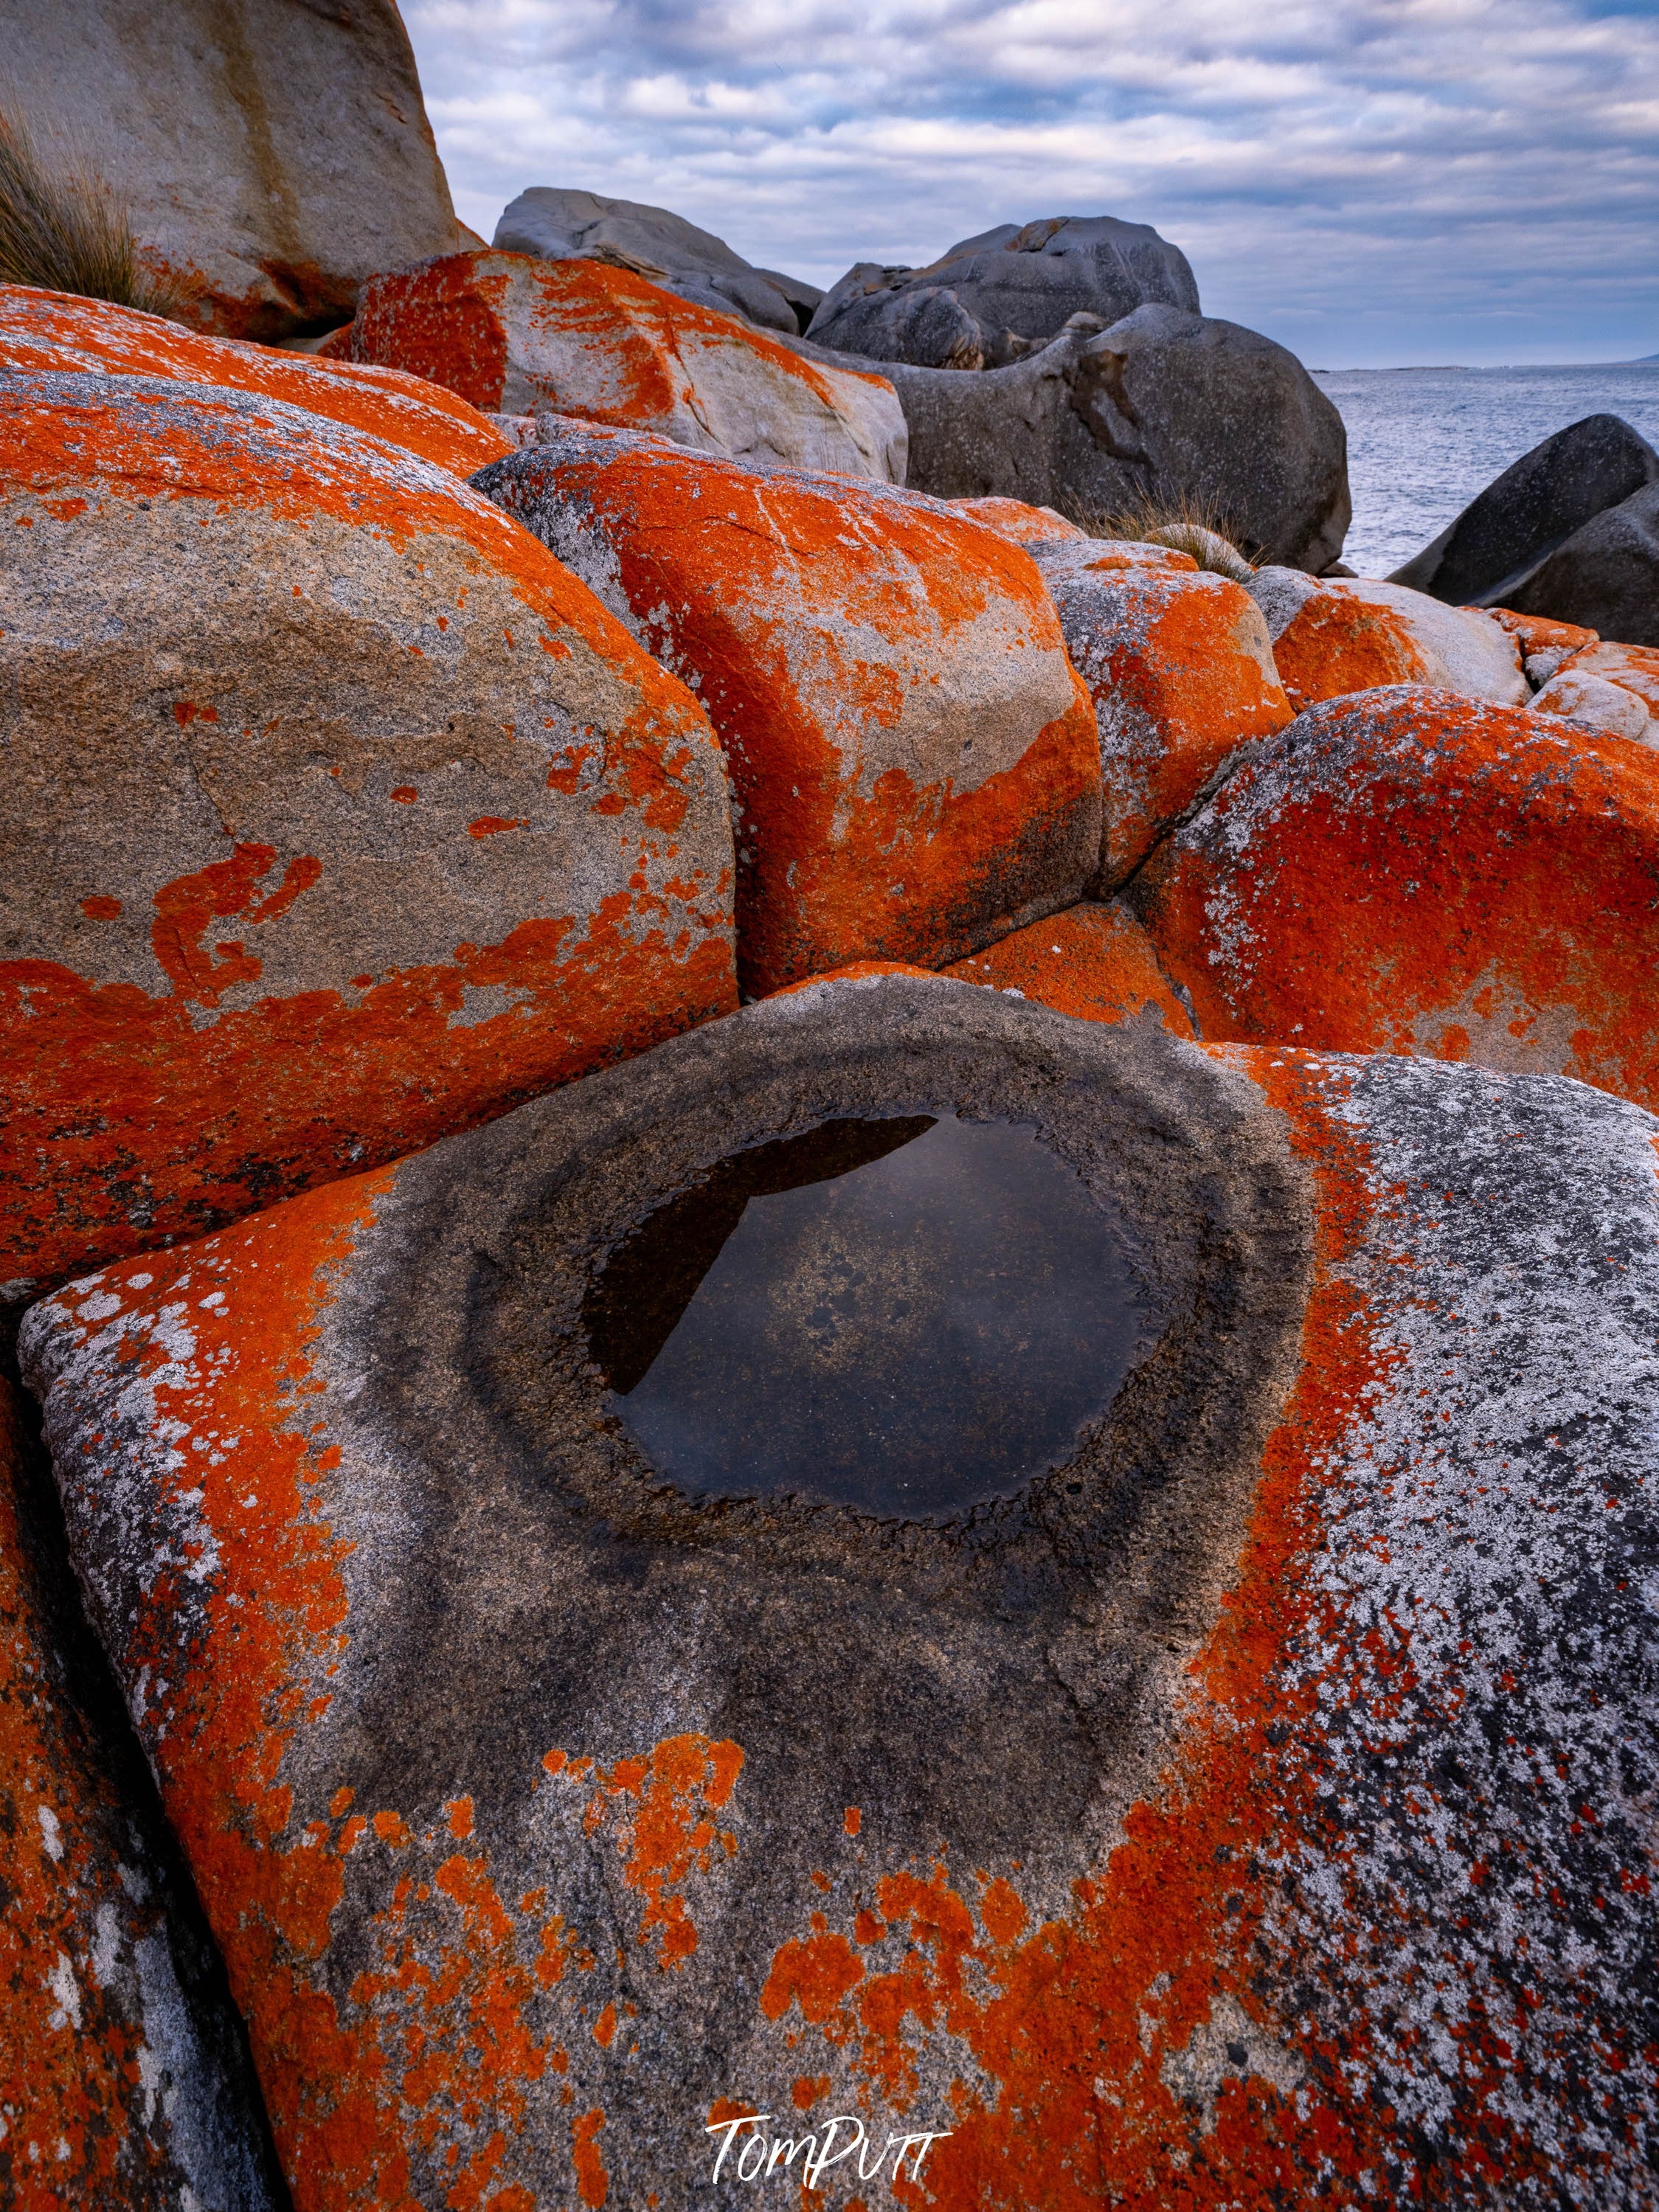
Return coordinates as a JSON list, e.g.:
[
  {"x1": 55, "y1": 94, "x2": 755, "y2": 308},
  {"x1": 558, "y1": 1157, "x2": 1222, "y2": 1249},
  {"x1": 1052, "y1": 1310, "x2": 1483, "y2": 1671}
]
[{"x1": 2, "y1": 21, "x2": 1658, "y2": 2207}]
